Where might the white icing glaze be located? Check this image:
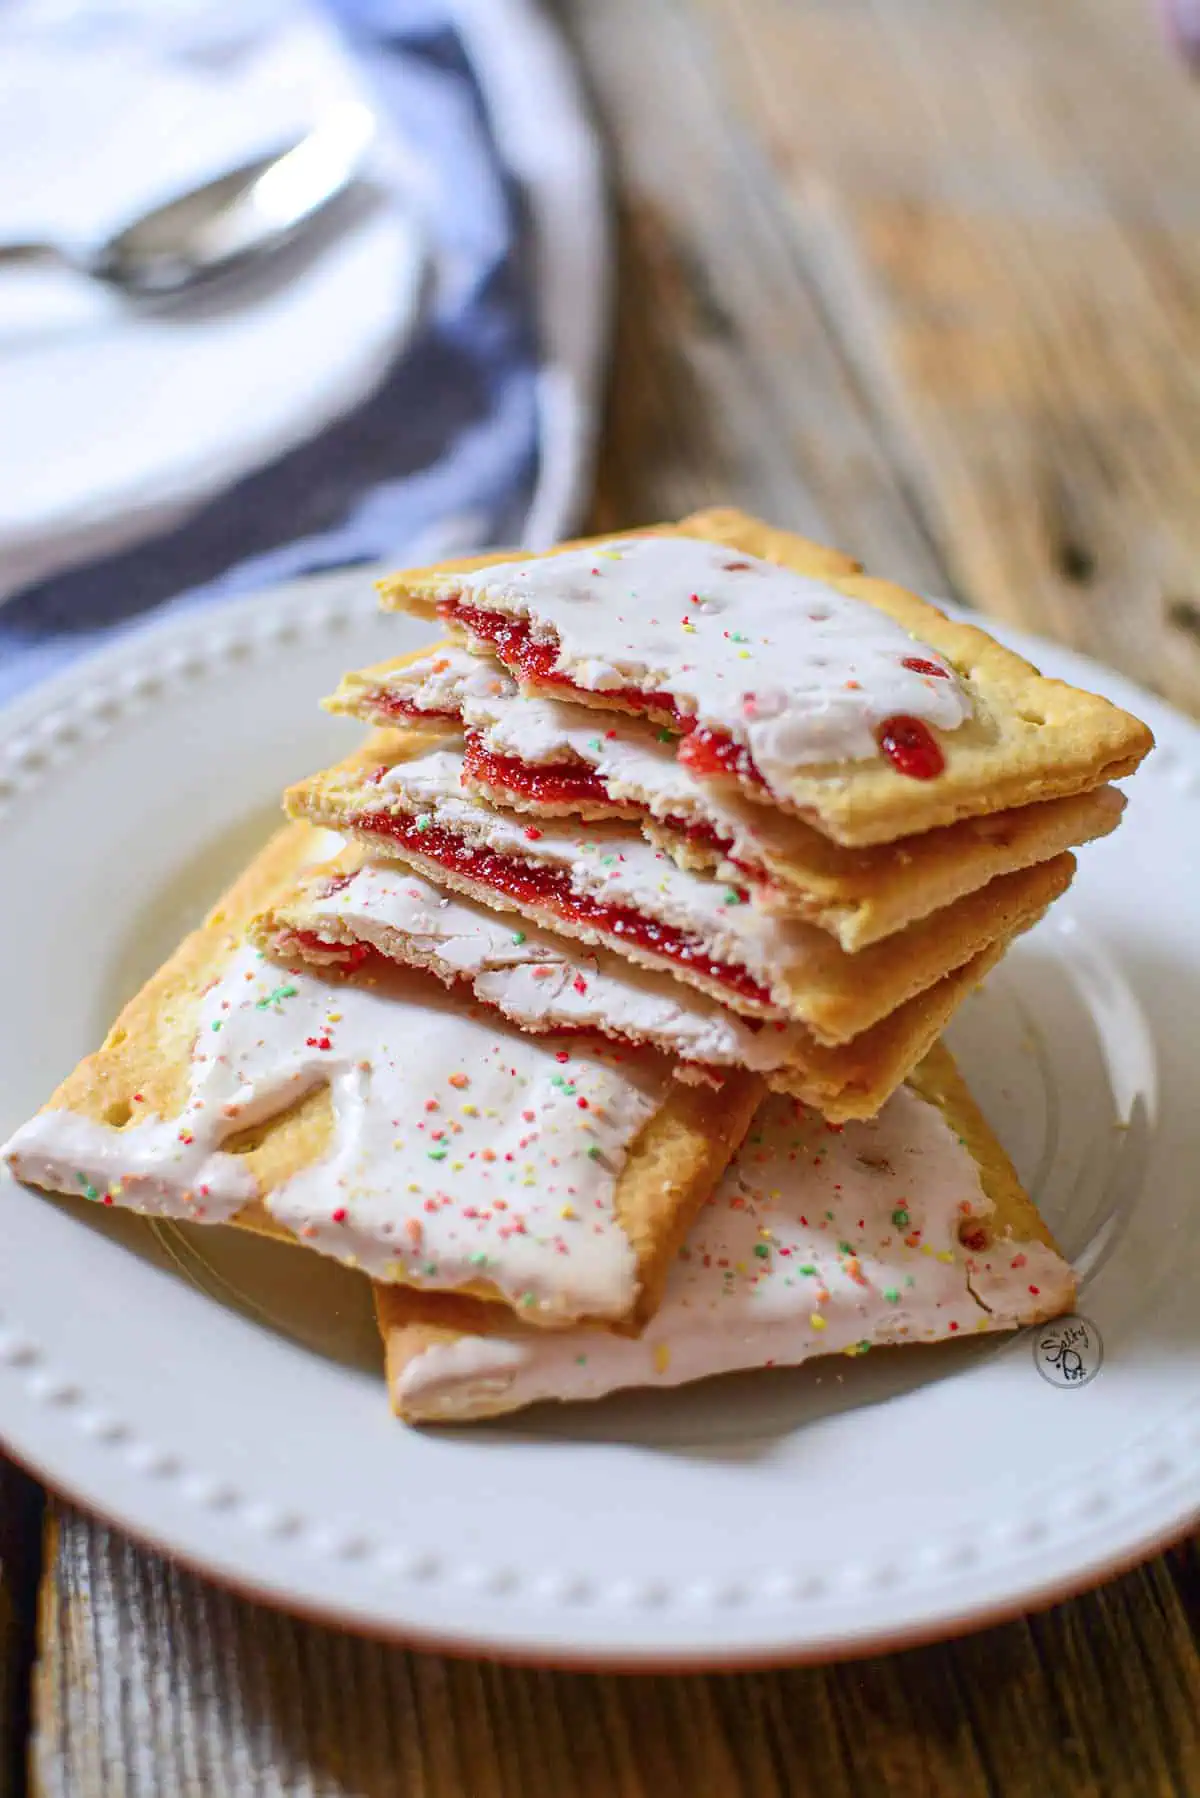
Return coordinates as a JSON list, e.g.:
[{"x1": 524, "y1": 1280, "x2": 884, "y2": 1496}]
[
  {"x1": 395, "y1": 1085, "x2": 1072, "y2": 1416},
  {"x1": 442, "y1": 537, "x2": 971, "y2": 795},
  {"x1": 4, "y1": 945, "x2": 675, "y2": 1320},
  {"x1": 358, "y1": 743, "x2": 862, "y2": 1011},
  {"x1": 366, "y1": 644, "x2": 511, "y2": 714},
  {"x1": 290, "y1": 862, "x2": 815, "y2": 1072}
]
